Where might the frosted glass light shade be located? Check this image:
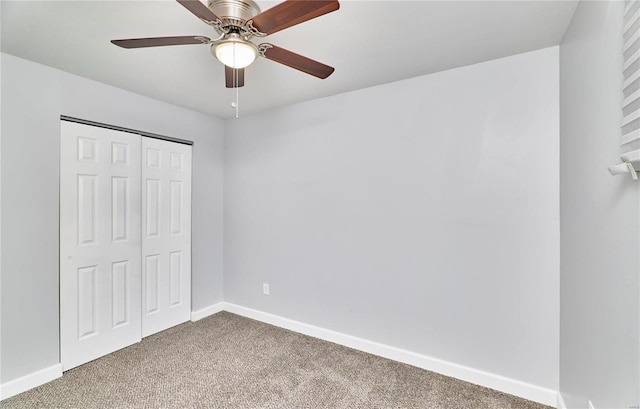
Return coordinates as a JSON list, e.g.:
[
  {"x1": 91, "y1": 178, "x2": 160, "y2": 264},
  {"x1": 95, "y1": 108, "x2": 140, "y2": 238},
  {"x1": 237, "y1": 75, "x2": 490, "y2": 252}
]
[{"x1": 214, "y1": 40, "x2": 257, "y2": 69}]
